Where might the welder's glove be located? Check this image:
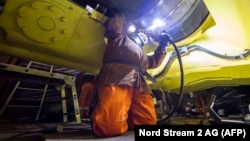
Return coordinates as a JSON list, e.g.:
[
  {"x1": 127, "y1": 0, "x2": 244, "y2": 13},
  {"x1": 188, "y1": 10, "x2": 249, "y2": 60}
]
[{"x1": 158, "y1": 31, "x2": 171, "y2": 51}]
